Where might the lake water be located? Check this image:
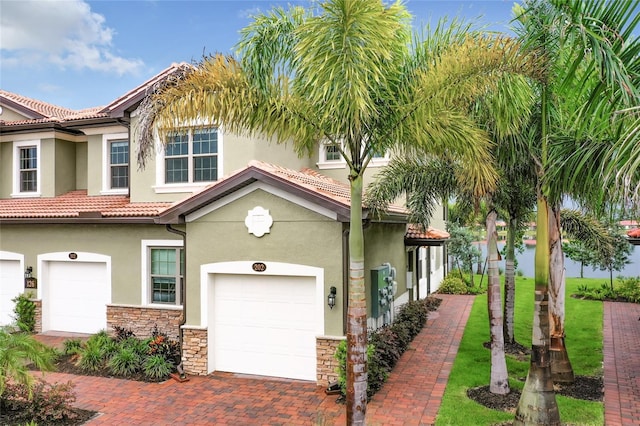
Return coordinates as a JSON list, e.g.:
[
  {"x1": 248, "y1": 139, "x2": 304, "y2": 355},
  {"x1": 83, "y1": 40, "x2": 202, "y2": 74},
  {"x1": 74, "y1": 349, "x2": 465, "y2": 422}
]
[{"x1": 478, "y1": 242, "x2": 640, "y2": 279}]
